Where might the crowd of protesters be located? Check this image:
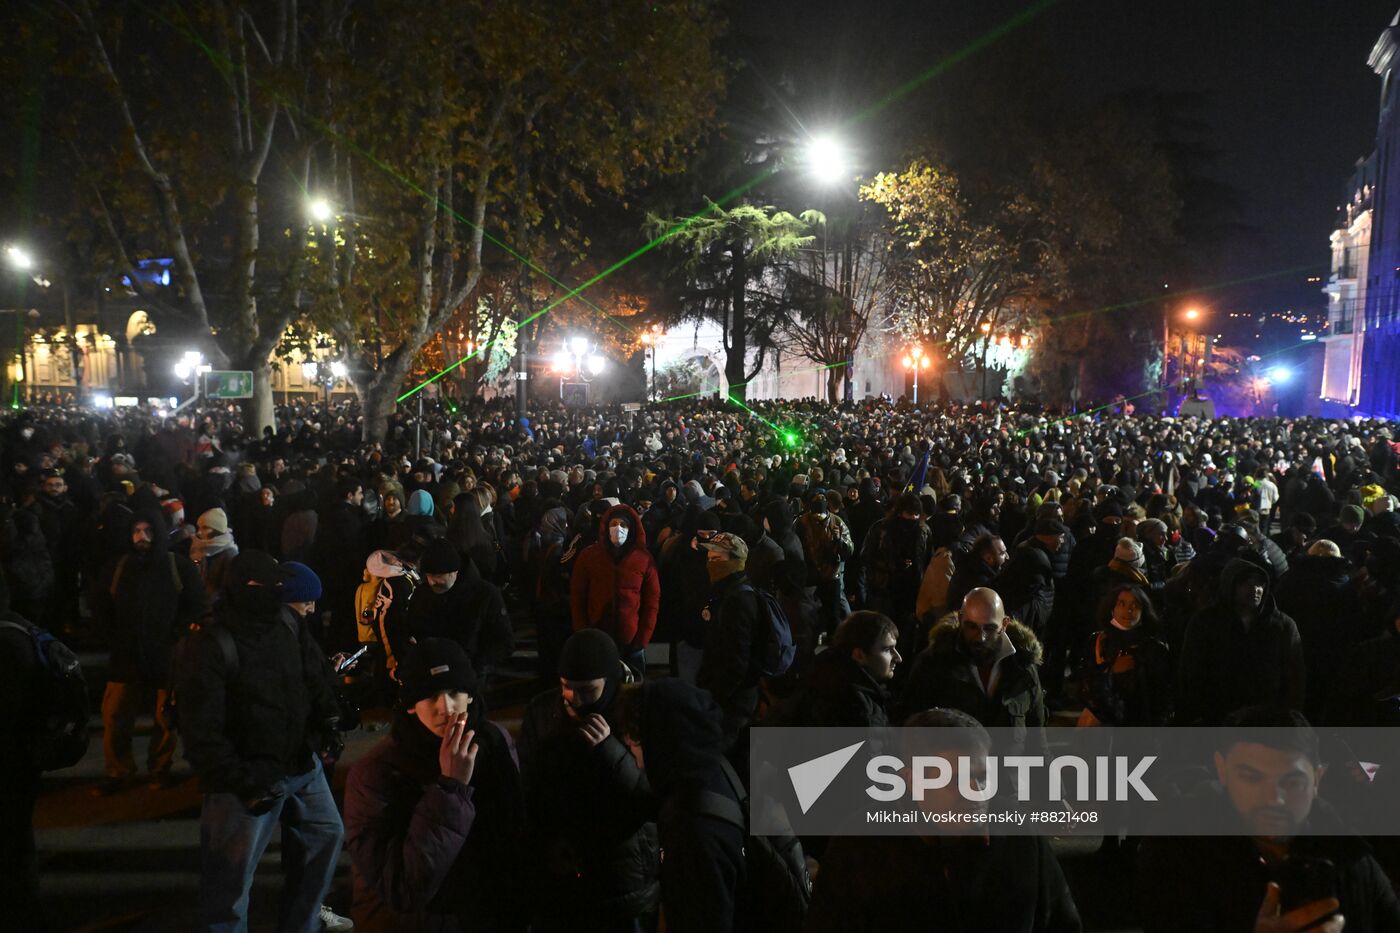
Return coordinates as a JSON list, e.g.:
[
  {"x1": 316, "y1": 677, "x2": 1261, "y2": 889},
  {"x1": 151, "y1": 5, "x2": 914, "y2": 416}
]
[{"x1": 1, "y1": 392, "x2": 1400, "y2": 932}]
